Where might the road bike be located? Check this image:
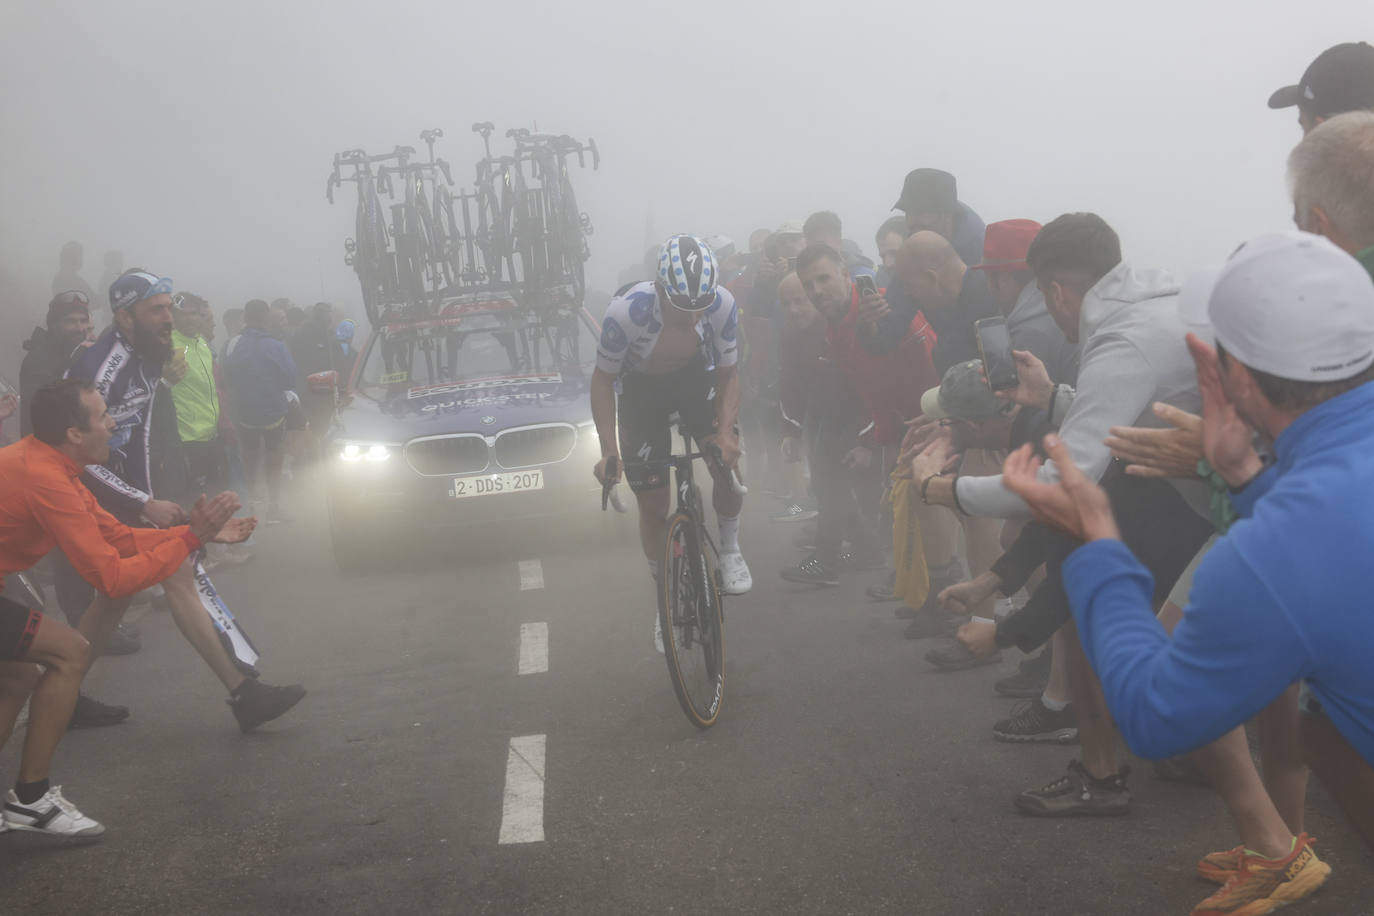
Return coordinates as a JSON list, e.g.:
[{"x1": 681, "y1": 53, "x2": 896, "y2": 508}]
[
  {"x1": 328, "y1": 148, "x2": 408, "y2": 326},
  {"x1": 601, "y1": 420, "x2": 746, "y2": 729}
]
